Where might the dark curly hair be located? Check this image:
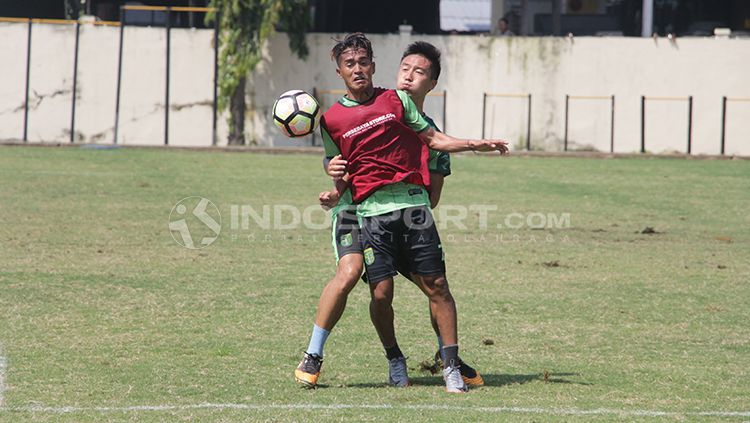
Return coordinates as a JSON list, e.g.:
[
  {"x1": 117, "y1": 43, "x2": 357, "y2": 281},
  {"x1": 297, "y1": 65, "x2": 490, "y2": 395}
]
[{"x1": 331, "y1": 32, "x2": 373, "y2": 65}]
